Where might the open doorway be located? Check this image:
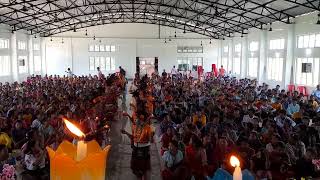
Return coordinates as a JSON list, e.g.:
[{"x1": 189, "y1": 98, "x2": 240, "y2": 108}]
[{"x1": 136, "y1": 57, "x2": 158, "y2": 77}]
